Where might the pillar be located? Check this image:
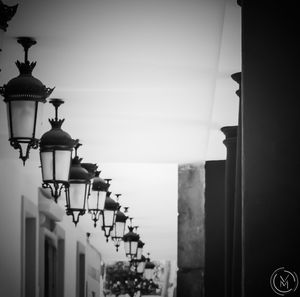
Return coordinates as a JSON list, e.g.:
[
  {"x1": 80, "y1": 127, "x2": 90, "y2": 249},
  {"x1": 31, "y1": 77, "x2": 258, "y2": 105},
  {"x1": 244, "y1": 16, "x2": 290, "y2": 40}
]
[
  {"x1": 241, "y1": 1, "x2": 300, "y2": 296},
  {"x1": 220, "y1": 126, "x2": 237, "y2": 297},
  {"x1": 204, "y1": 160, "x2": 226, "y2": 297},
  {"x1": 231, "y1": 72, "x2": 242, "y2": 297},
  {"x1": 178, "y1": 163, "x2": 205, "y2": 297}
]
